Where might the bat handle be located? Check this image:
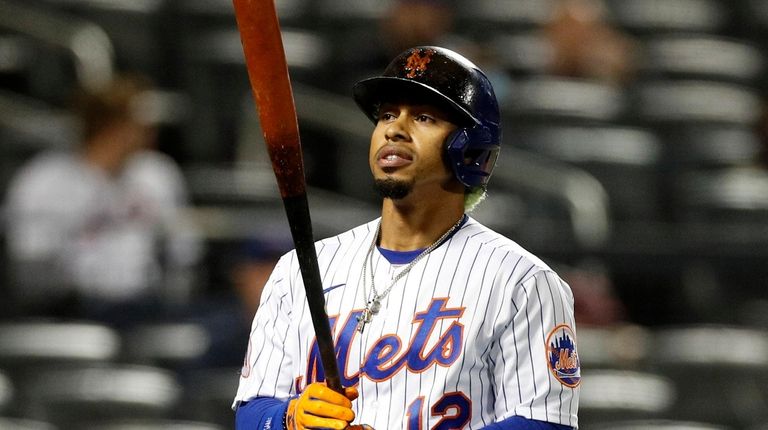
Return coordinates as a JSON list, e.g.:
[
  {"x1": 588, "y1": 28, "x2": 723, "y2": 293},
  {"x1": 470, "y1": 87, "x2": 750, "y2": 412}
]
[{"x1": 283, "y1": 193, "x2": 344, "y2": 393}]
